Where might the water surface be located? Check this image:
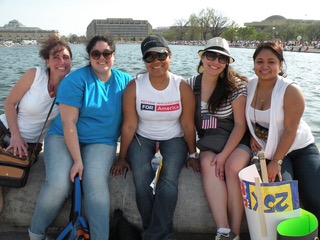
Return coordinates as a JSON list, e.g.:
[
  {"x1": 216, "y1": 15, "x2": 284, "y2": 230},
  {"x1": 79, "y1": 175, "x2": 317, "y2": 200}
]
[{"x1": 0, "y1": 44, "x2": 319, "y2": 142}]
